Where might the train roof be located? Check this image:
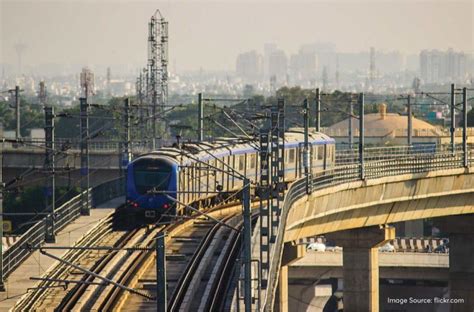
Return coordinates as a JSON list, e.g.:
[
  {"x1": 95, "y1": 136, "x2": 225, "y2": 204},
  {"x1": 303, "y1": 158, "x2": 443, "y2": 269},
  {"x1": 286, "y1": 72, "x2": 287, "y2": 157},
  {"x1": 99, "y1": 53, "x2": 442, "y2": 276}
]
[{"x1": 133, "y1": 128, "x2": 334, "y2": 165}]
